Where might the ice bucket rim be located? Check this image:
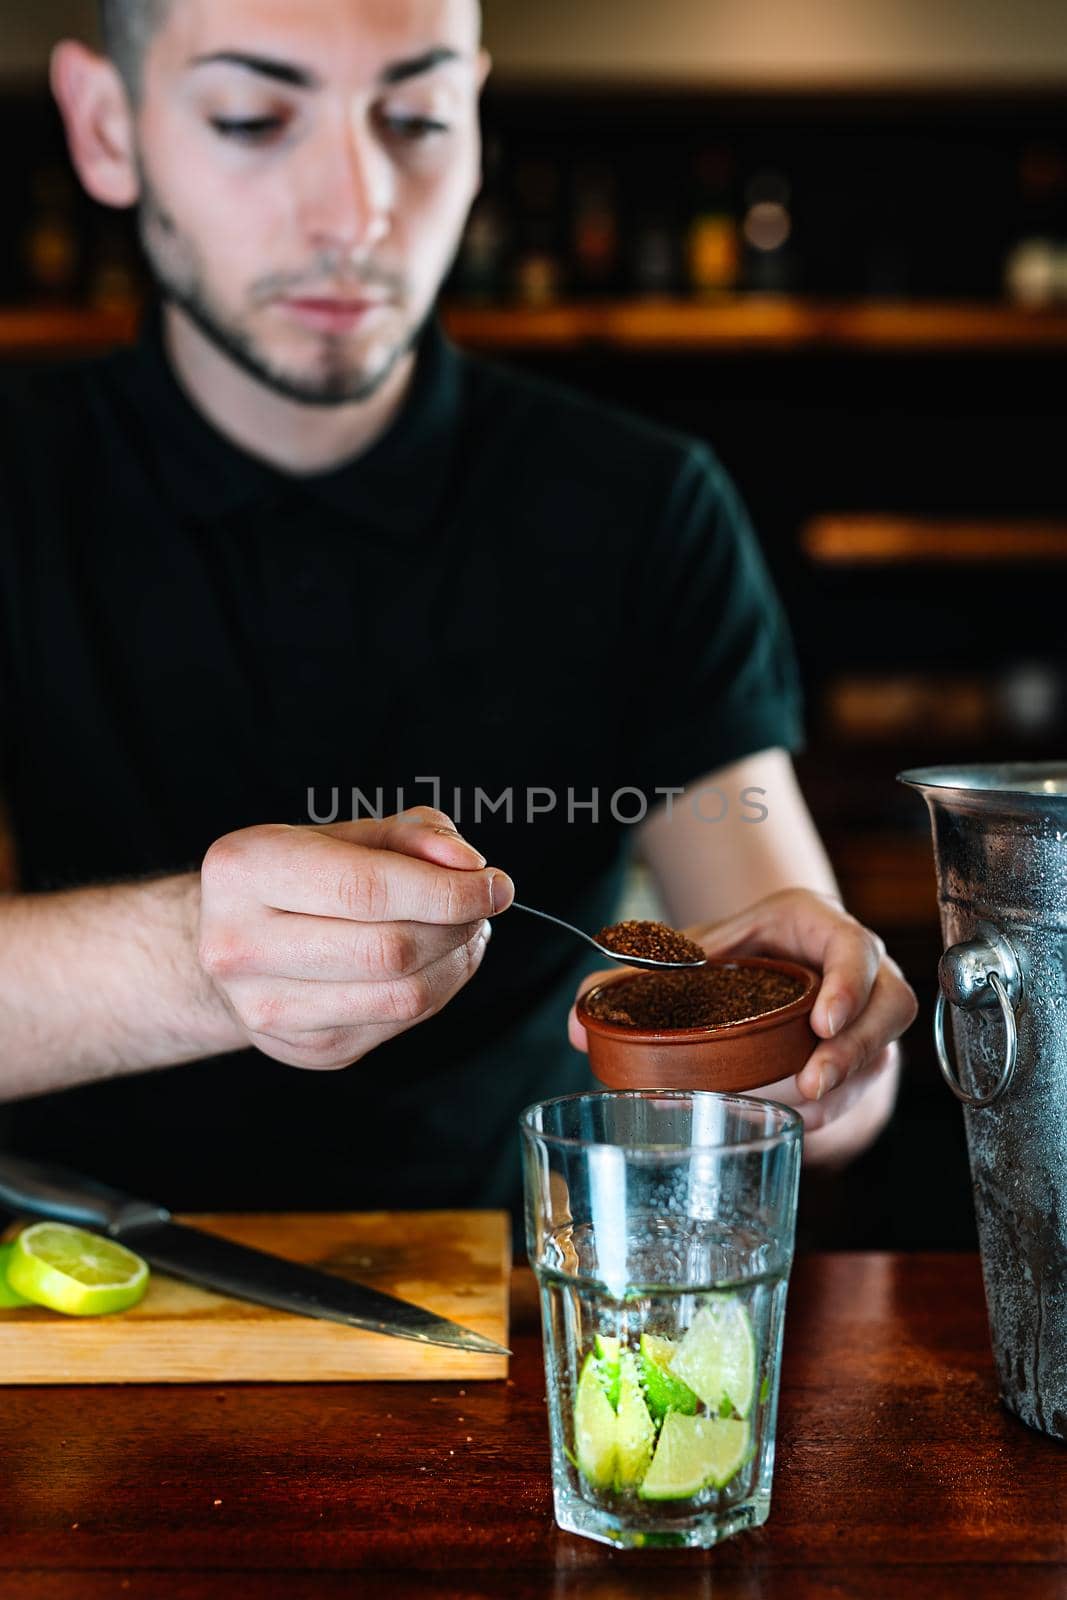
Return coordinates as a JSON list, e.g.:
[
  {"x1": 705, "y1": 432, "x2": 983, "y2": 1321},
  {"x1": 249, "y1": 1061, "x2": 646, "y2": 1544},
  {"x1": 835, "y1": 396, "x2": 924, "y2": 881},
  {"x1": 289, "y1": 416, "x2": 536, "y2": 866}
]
[{"x1": 898, "y1": 762, "x2": 1067, "y2": 809}]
